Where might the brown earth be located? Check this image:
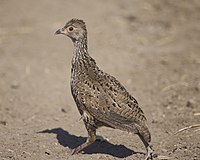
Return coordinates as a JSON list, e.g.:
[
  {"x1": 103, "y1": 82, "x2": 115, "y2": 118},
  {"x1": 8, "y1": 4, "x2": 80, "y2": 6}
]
[{"x1": 0, "y1": 0, "x2": 200, "y2": 160}]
